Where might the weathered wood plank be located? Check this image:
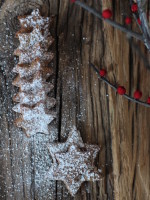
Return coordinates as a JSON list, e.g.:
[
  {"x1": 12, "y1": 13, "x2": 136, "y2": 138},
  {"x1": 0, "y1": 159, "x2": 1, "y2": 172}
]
[
  {"x1": 0, "y1": 1, "x2": 58, "y2": 200},
  {"x1": 0, "y1": 0, "x2": 150, "y2": 199}
]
